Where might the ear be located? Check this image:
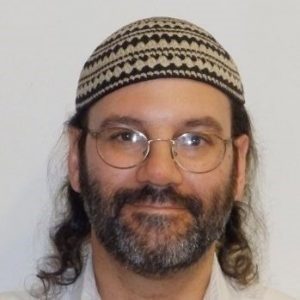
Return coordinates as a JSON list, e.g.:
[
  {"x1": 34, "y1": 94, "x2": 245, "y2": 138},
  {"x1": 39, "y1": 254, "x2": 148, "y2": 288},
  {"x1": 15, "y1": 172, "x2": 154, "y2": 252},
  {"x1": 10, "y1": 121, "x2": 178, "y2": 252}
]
[
  {"x1": 233, "y1": 134, "x2": 250, "y2": 201},
  {"x1": 68, "y1": 127, "x2": 82, "y2": 193}
]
